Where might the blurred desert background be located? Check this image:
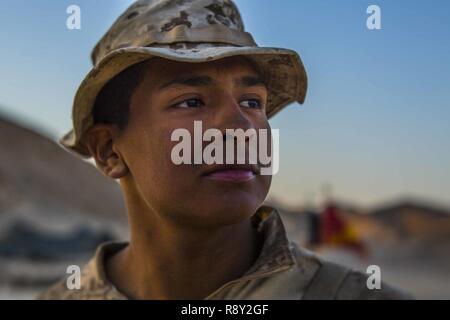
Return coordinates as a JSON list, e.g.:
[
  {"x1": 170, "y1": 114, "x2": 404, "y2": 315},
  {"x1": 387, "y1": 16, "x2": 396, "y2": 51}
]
[{"x1": 0, "y1": 114, "x2": 448, "y2": 300}]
